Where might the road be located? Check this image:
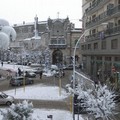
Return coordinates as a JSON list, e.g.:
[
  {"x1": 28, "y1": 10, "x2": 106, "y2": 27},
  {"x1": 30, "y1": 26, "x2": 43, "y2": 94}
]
[
  {"x1": 0, "y1": 70, "x2": 73, "y2": 111},
  {"x1": 1, "y1": 70, "x2": 120, "y2": 120}
]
